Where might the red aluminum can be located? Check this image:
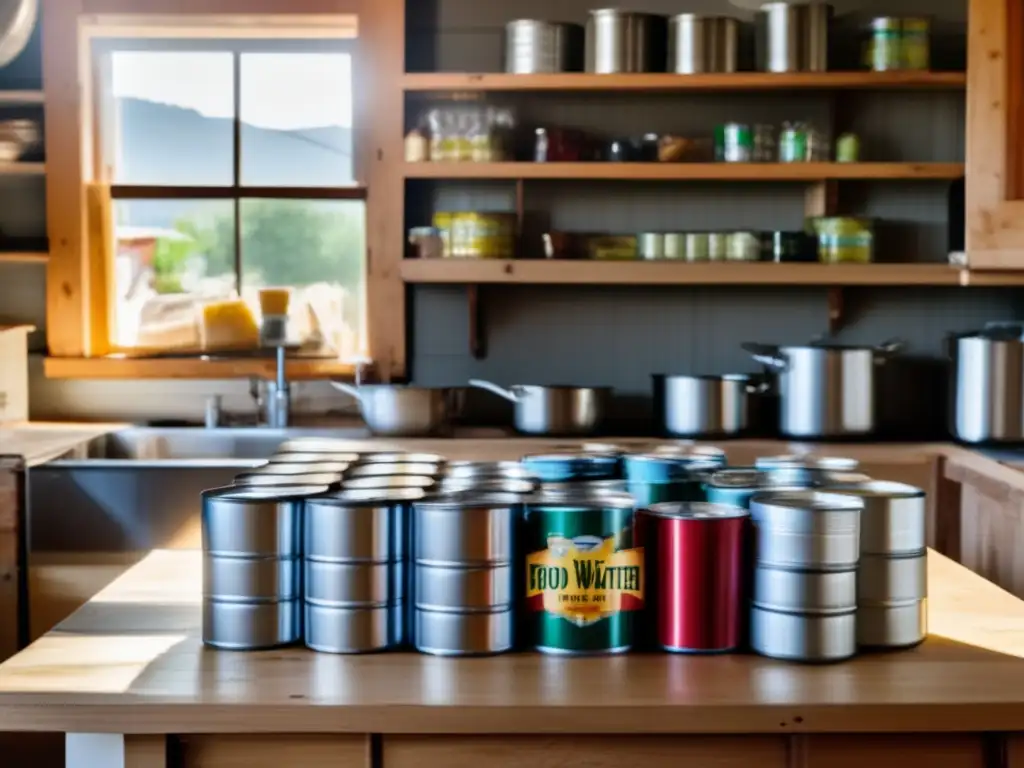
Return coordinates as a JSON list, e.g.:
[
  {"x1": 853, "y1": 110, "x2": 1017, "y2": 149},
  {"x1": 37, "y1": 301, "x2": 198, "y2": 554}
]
[{"x1": 638, "y1": 502, "x2": 749, "y2": 653}]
